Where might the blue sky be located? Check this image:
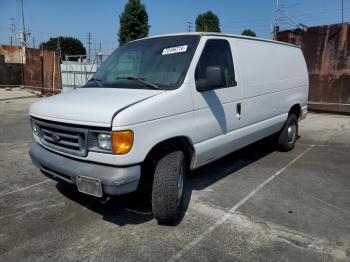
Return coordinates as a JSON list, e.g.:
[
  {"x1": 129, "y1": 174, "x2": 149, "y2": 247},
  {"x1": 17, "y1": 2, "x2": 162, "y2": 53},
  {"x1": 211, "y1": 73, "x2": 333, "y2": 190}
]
[{"x1": 0, "y1": 0, "x2": 348, "y2": 55}]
